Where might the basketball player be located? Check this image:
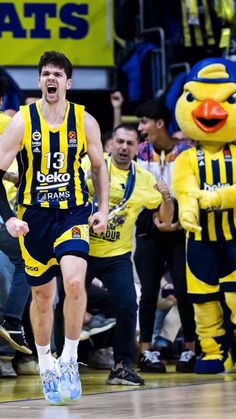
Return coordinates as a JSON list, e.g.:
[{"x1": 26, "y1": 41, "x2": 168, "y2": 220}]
[{"x1": 0, "y1": 51, "x2": 109, "y2": 405}]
